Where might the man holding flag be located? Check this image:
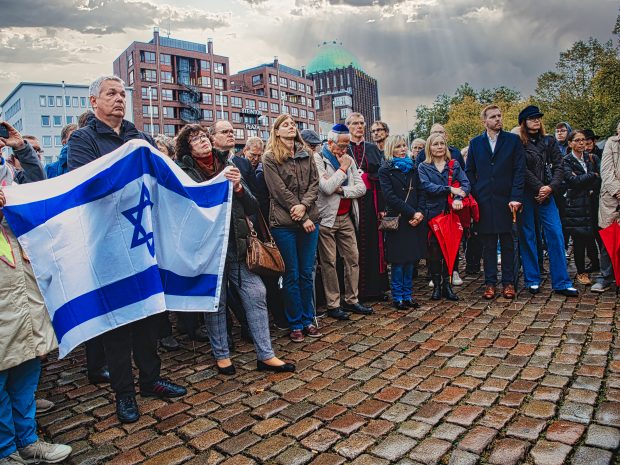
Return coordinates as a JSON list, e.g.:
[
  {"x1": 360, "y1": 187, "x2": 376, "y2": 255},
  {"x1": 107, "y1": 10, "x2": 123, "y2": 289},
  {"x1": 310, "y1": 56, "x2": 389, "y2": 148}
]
[{"x1": 66, "y1": 75, "x2": 186, "y2": 423}]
